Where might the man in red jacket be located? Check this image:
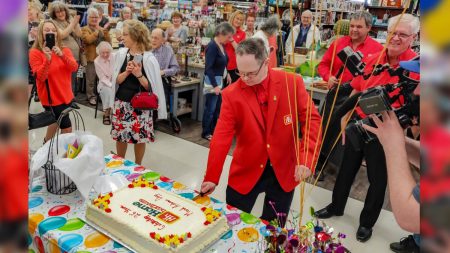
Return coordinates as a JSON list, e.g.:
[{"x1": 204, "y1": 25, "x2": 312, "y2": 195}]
[{"x1": 201, "y1": 38, "x2": 321, "y2": 222}]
